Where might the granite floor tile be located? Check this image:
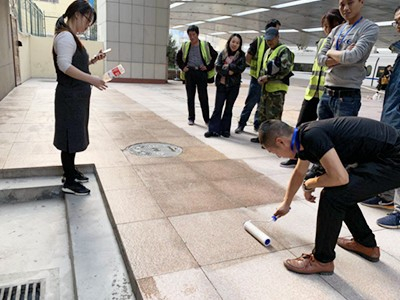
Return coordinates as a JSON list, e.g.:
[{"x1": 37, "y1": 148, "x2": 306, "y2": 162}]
[
  {"x1": 96, "y1": 166, "x2": 144, "y2": 191},
  {"x1": 169, "y1": 208, "x2": 285, "y2": 266},
  {"x1": 117, "y1": 219, "x2": 198, "y2": 279},
  {"x1": 188, "y1": 159, "x2": 258, "y2": 181},
  {"x1": 179, "y1": 146, "x2": 227, "y2": 162},
  {"x1": 134, "y1": 162, "x2": 204, "y2": 186},
  {"x1": 105, "y1": 187, "x2": 165, "y2": 224},
  {"x1": 151, "y1": 180, "x2": 238, "y2": 216},
  {"x1": 211, "y1": 176, "x2": 285, "y2": 207},
  {"x1": 203, "y1": 251, "x2": 345, "y2": 300},
  {"x1": 138, "y1": 268, "x2": 221, "y2": 300}
]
